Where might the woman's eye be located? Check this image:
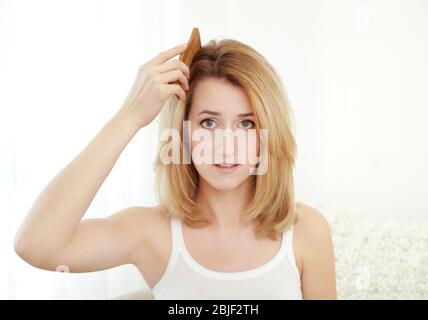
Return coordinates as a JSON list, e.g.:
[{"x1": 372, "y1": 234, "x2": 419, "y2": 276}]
[
  {"x1": 239, "y1": 120, "x2": 255, "y2": 129},
  {"x1": 200, "y1": 118, "x2": 217, "y2": 129}
]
